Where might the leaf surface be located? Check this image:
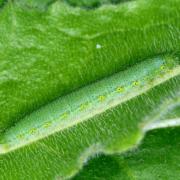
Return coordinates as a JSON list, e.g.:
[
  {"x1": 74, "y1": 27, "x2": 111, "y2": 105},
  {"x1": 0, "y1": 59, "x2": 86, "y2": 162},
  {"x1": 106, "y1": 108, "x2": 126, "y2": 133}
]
[
  {"x1": 0, "y1": 0, "x2": 179, "y2": 179},
  {"x1": 74, "y1": 127, "x2": 180, "y2": 180}
]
